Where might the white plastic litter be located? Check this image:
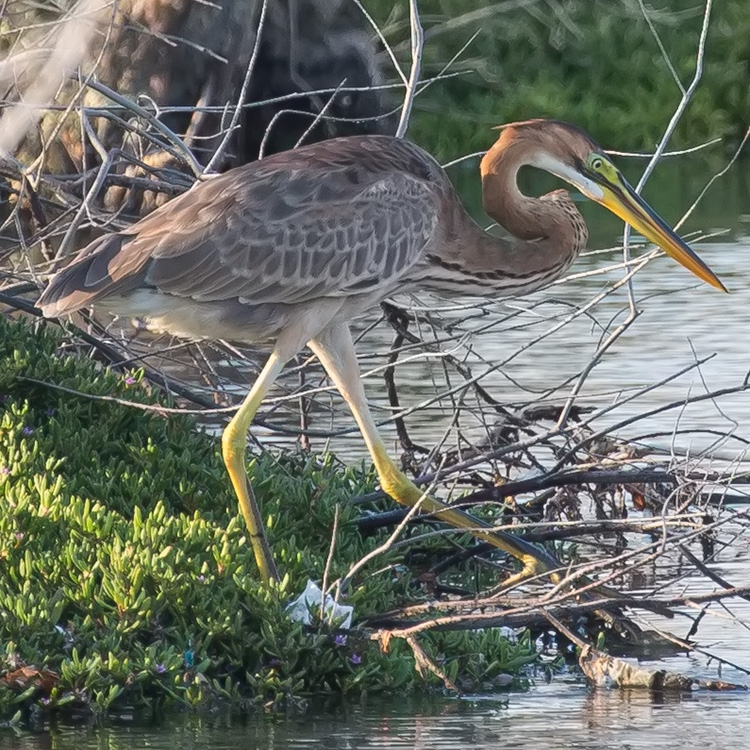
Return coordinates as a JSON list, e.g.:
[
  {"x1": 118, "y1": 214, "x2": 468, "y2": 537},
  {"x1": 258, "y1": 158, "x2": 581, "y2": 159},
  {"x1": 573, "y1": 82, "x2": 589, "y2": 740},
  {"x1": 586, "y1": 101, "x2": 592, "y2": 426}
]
[{"x1": 286, "y1": 579, "x2": 354, "y2": 629}]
